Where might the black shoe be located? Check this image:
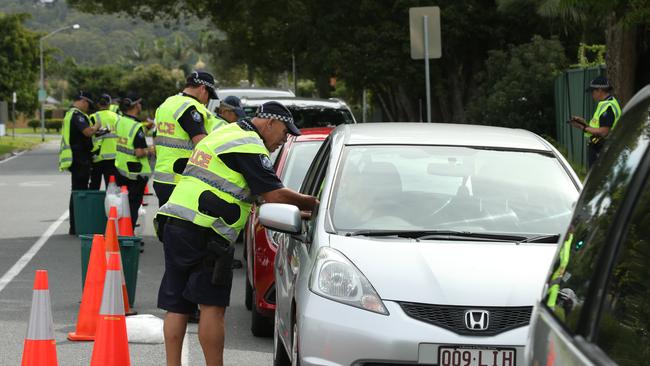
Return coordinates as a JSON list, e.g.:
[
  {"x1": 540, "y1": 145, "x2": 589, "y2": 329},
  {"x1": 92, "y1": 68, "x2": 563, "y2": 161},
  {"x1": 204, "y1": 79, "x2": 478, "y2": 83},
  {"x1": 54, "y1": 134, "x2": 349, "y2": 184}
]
[{"x1": 68, "y1": 228, "x2": 76, "y2": 235}]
